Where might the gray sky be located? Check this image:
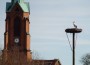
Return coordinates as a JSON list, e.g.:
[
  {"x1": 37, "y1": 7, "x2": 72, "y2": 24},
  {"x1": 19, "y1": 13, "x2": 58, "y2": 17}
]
[{"x1": 0, "y1": 0, "x2": 90, "y2": 65}]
